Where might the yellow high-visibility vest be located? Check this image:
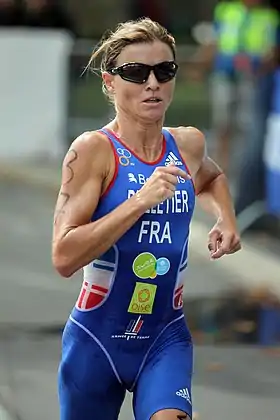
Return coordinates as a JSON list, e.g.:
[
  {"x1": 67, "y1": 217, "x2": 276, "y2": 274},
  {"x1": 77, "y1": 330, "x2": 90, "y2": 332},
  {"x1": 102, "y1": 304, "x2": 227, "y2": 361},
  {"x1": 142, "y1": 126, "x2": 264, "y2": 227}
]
[{"x1": 214, "y1": 1, "x2": 279, "y2": 56}]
